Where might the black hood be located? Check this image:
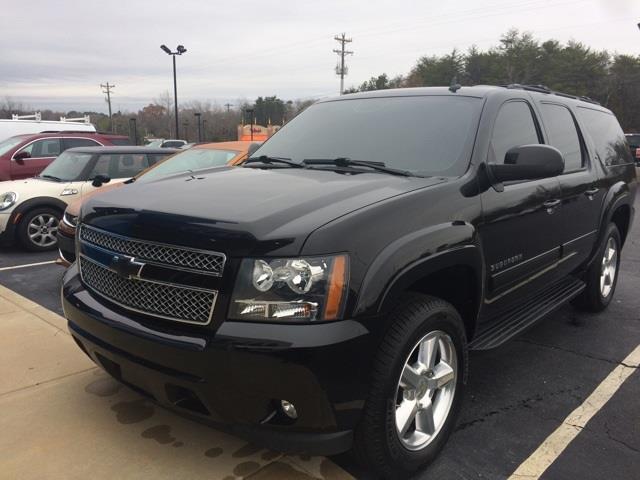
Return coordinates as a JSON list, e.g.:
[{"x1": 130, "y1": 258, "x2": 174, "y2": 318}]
[{"x1": 82, "y1": 166, "x2": 443, "y2": 256}]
